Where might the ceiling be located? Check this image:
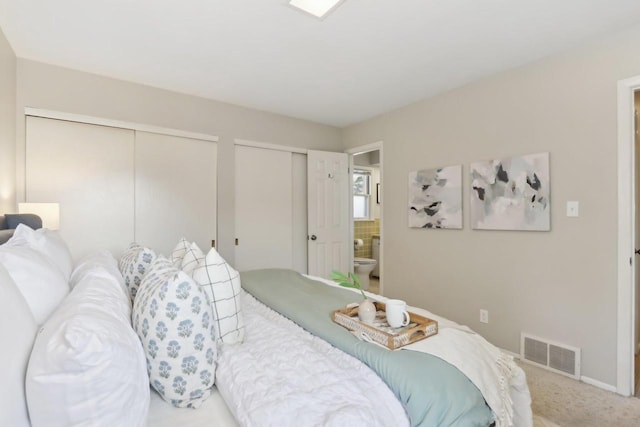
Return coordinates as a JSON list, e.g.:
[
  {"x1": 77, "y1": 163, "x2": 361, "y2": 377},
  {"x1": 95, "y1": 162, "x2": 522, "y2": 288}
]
[{"x1": 2, "y1": 1, "x2": 640, "y2": 128}]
